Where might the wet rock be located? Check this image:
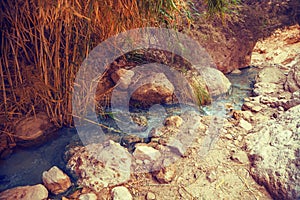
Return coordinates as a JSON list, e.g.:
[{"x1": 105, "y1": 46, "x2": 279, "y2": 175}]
[
  {"x1": 231, "y1": 69, "x2": 242, "y2": 74},
  {"x1": 285, "y1": 63, "x2": 300, "y2": 93},
  {"x1": 111, "y1": 69, "x2": 135, "y2": 90},
  {"x1": 78, "y1": 192, "x2": 97, "y2": 200},
  {"x1": 130, "y1": 72, "x2": 174, "y2": 107},
  {"x1": 111, "y1": 186, "x2": 132, "y2": 200},
  {"x1": 14, "y1": 112, "x2": 57, "y2": 147},
  {"x1": 42, "y1": 166, "x2": 71, "y2": 195},
  {"x1": 133, "y1": 145, "x2": 161, "y2": 162},
  {"x1": 67, "y1": 140, "x2": 132, "y2": 192},
  {"x1": 199, "y1": 67, "x2": 231, "y2": 97},
  {"x1": 0, "y1": 184, "x2": 48, "y2": 200},
  {"x1": 154, "y1": 165, "x2": 176, "y2": 184},
  {"x1": 246, "y1": 105, "x2": 300, "y2": 200}
]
